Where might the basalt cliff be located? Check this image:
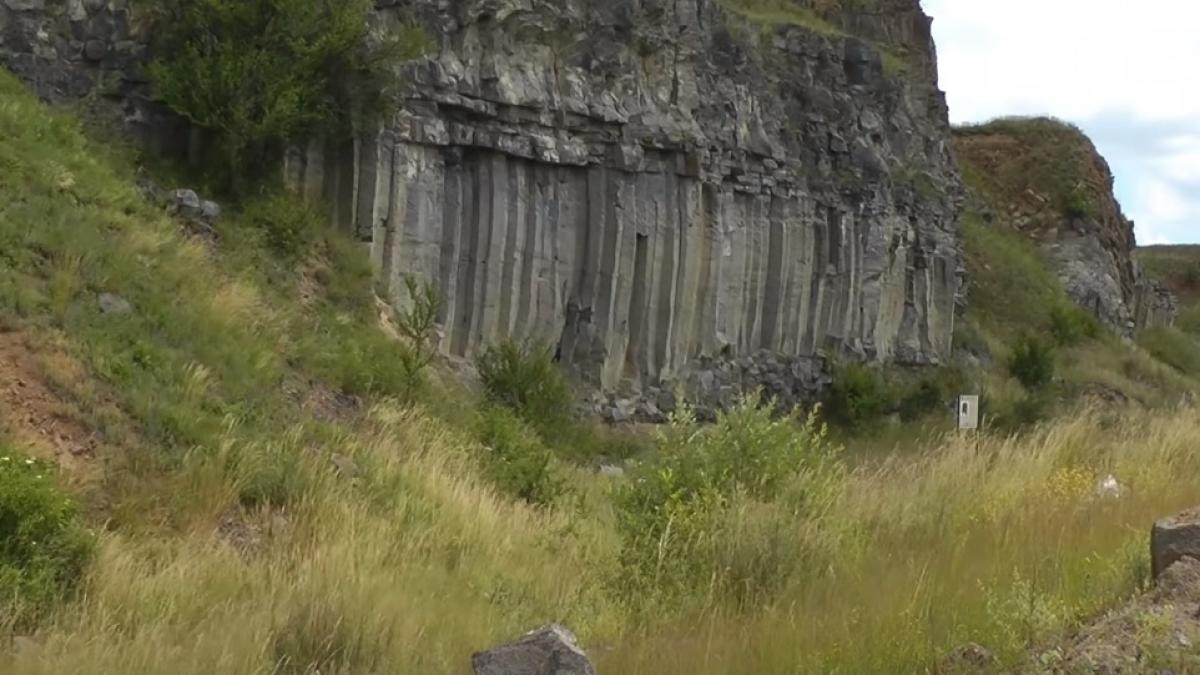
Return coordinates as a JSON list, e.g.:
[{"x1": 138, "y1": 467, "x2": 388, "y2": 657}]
[{"x1": 2, "y1": 0, "x2": 965, "y2": 402}]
